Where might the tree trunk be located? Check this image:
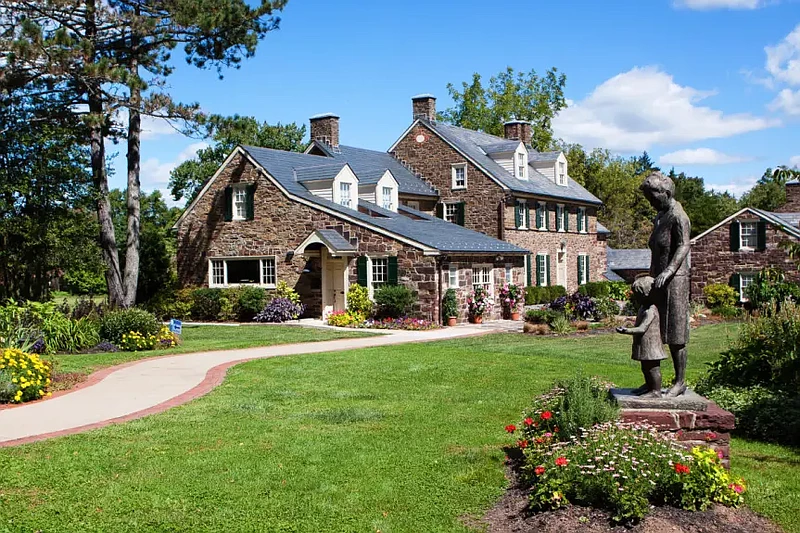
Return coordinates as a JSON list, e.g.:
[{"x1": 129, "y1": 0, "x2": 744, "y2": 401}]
[{"x1": 122, "y1": 29, "x2": 141, "y2": 308}]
